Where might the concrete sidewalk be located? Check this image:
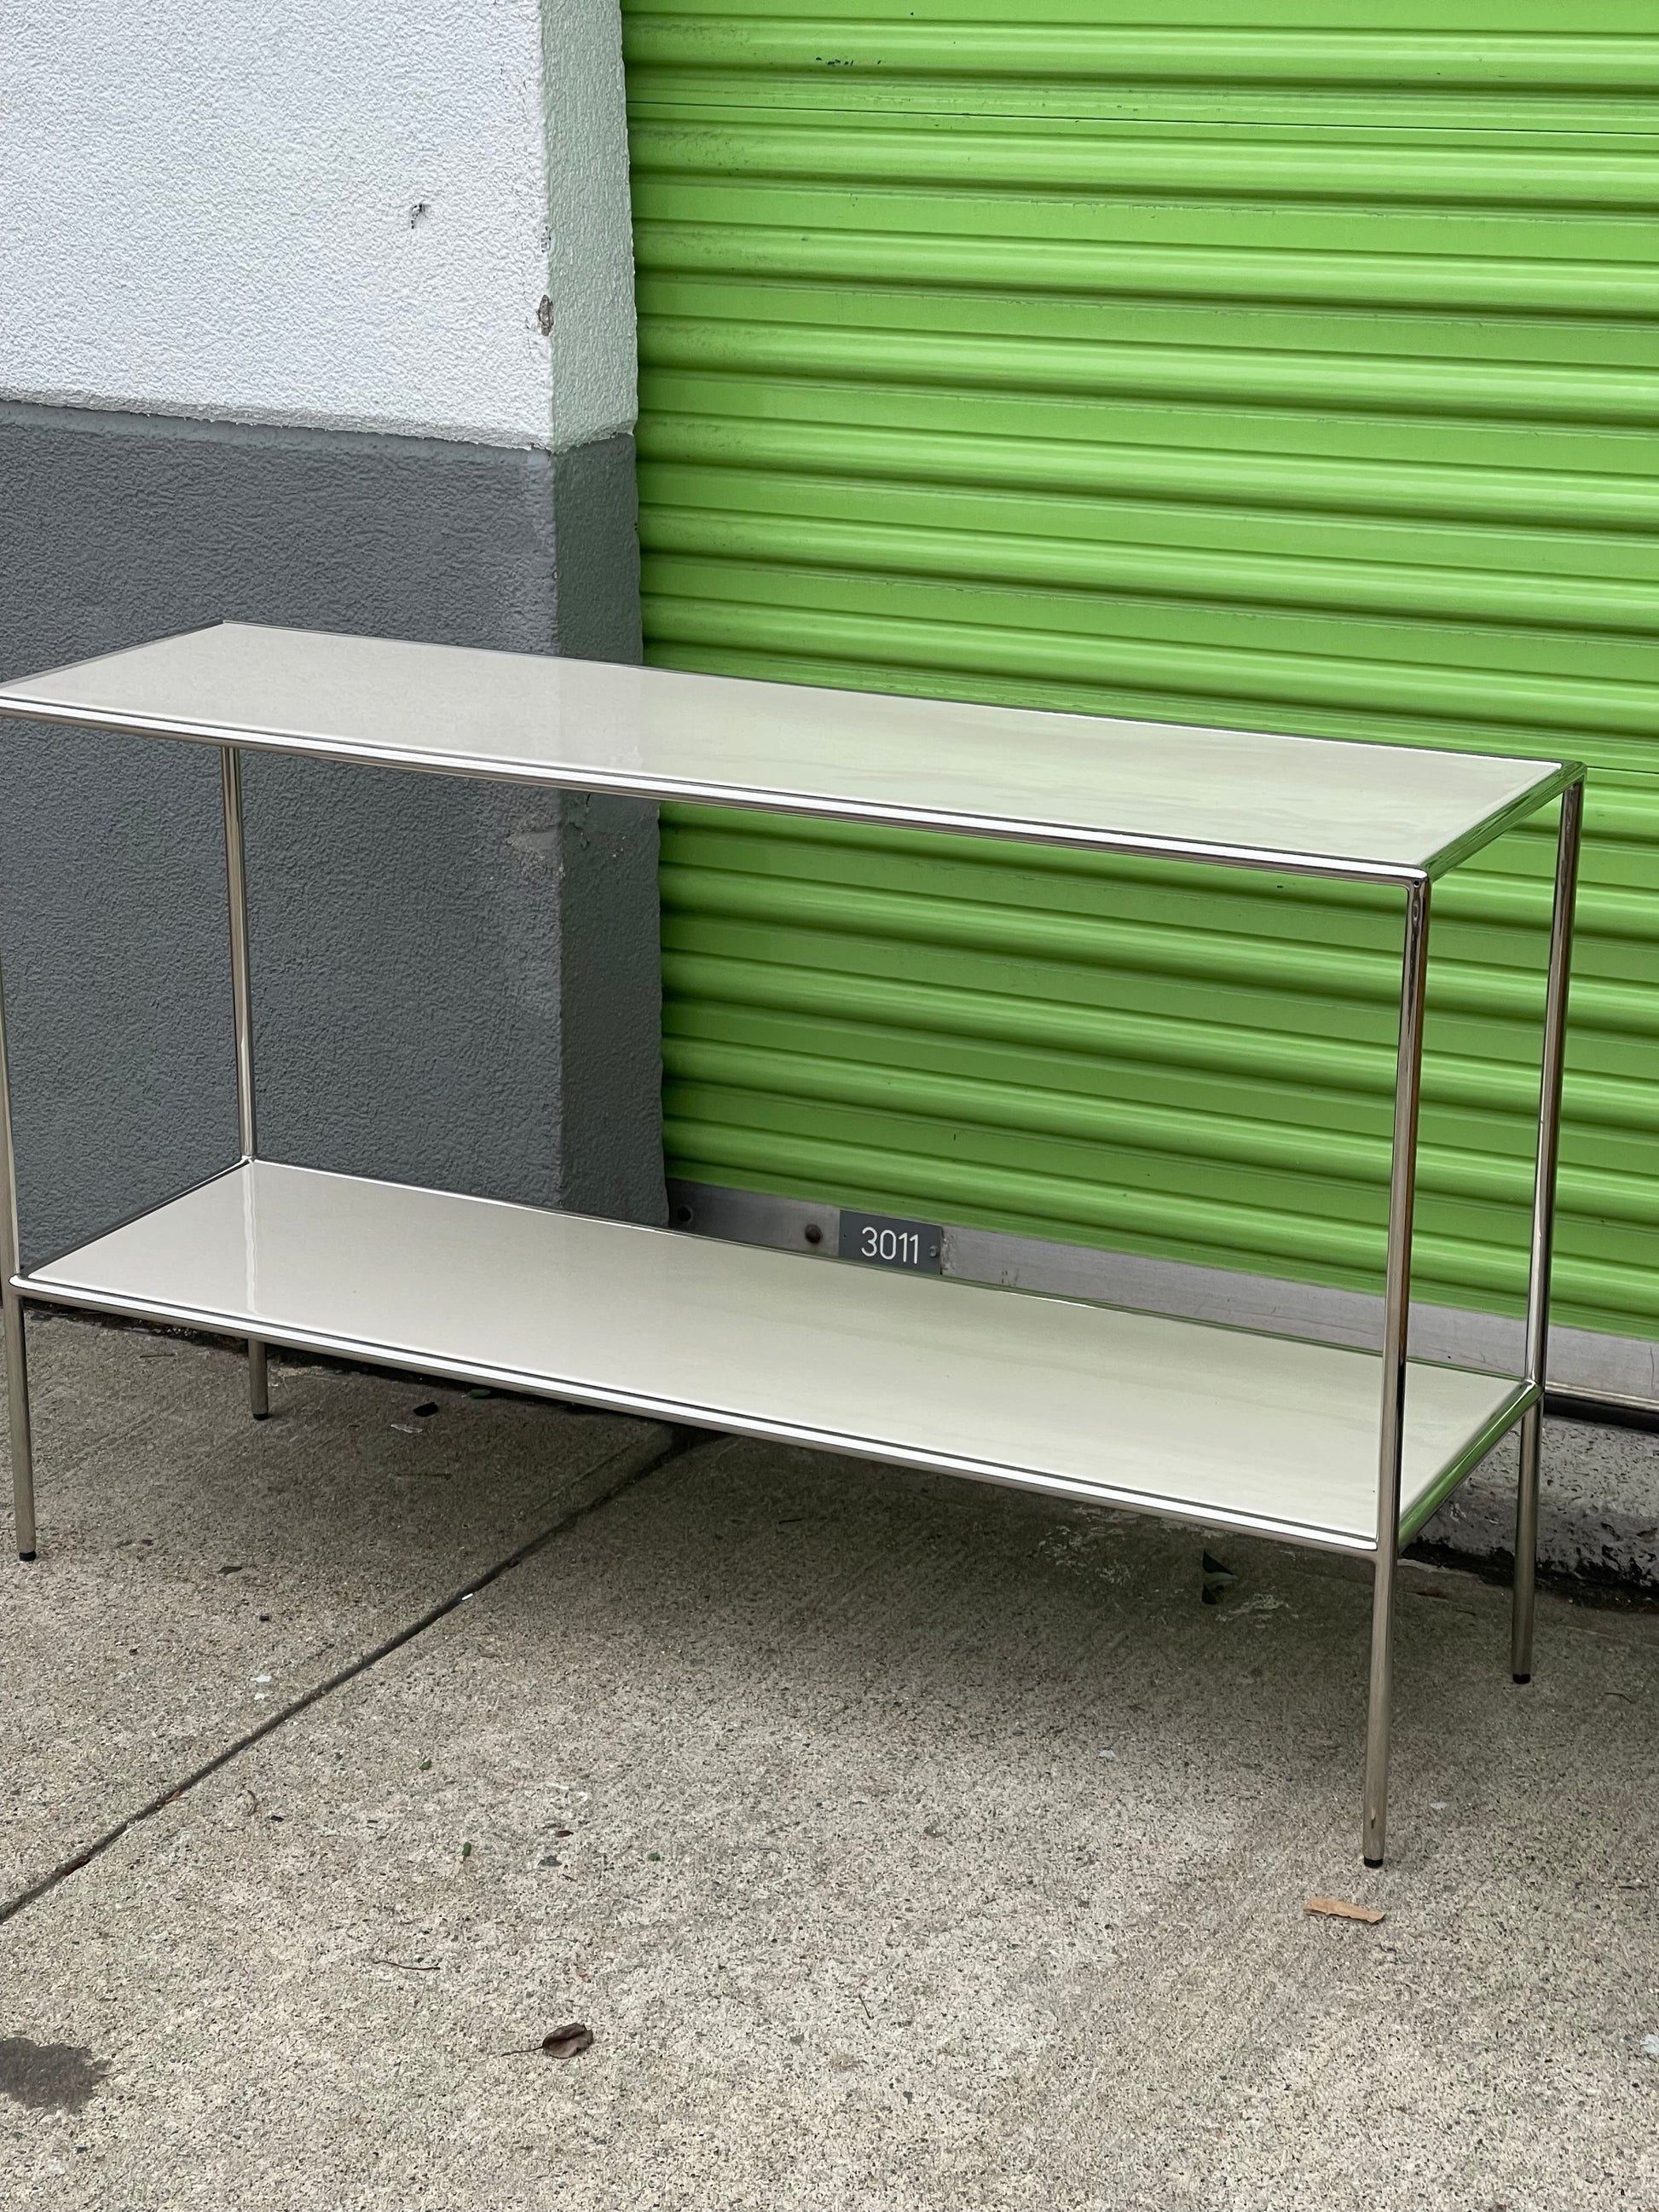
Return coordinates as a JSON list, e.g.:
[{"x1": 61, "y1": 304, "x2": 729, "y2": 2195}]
[
  {"x1": 2, "y1": 1317, "x2": 1658, "y2": 2209},
  {"x1": 0, "y1": 1311, "x2": 671, "y2": 1900}
]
